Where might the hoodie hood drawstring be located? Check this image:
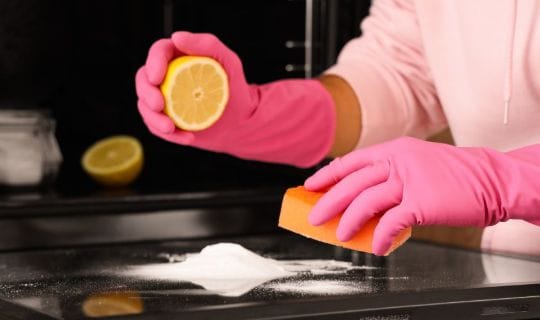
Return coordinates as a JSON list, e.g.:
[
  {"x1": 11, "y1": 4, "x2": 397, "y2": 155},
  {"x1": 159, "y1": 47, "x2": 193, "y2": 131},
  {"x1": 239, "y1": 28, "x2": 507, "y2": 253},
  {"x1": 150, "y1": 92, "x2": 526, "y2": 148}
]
[{"x1": 504, "y1": 0, "x2": 518, "y2": 125}]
